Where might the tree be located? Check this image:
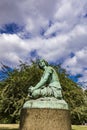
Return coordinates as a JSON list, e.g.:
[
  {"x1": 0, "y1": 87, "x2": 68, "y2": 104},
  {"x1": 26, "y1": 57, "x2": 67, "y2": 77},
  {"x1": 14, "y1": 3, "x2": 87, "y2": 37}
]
[
  {"x1": 0, "y1": 61, "x2": 86, "y2": 124},
  {"x1": 0, "y1": 61, "x2": 42, "y2": 123},
  {"x1": 52, "y1": 64, "x2": 86, "y2": 124}
]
